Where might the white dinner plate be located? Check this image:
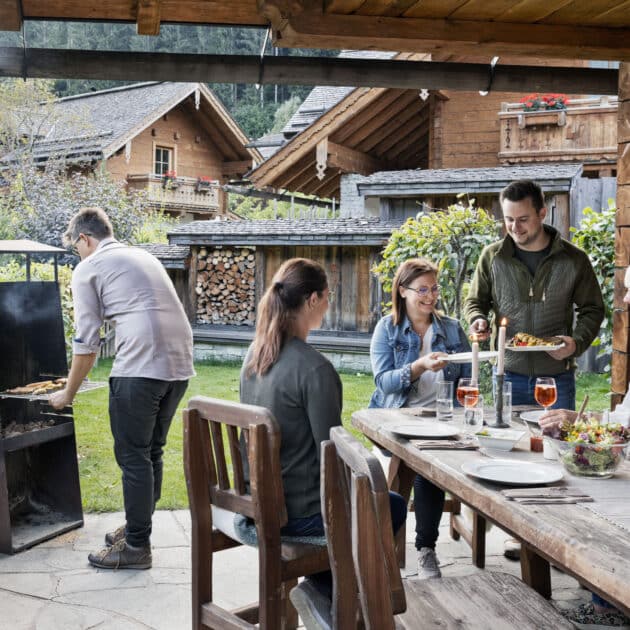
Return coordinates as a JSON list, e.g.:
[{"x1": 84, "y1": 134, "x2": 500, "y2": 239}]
[
  {"x1": 386, "y1": 423, "x2": 460, "y2": 439},
  {"x1": 507, "y1": 343, "x2": 565, "y2": 352},
  {"x1": 444, "y1": 350, "x2": 498, "y2": 364},
  {"x1": 520, "y1": 410, "x2": 545, "y2": 425},
  {"x1": 461, "y1": 460, "x2": 563, "y2": 486}
]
